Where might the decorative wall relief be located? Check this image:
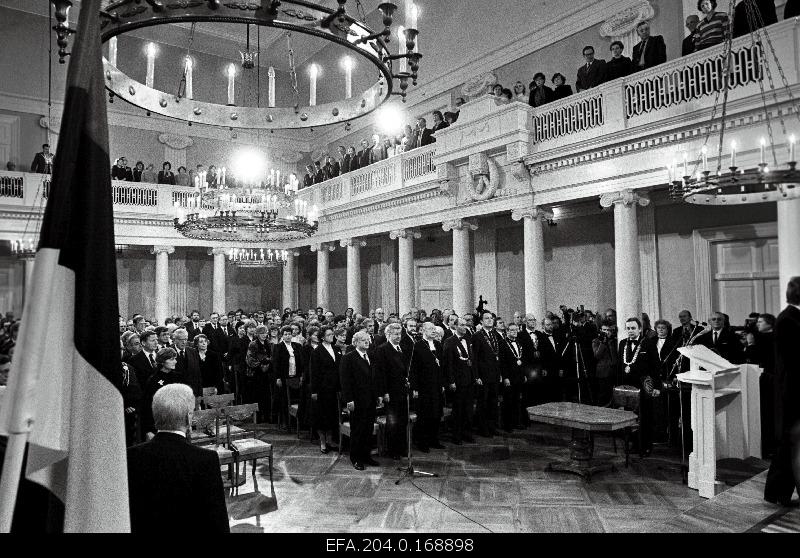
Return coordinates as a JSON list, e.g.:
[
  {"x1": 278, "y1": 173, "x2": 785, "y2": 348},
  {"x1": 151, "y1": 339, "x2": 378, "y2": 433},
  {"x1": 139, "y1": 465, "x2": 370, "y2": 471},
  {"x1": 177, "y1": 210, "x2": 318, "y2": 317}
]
[
  {"x1": 158, "y1": 133, "x2": 194, "y2": 170},
  {"x1": 466, "y1": 152, "x2": 500, "y2": 201},
  {"x1": 599, "y1": 0, "x2": 654, "y2": 56},
  {"x1": 460, "y1": 72, "x2": 498, "y2": 100}
]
